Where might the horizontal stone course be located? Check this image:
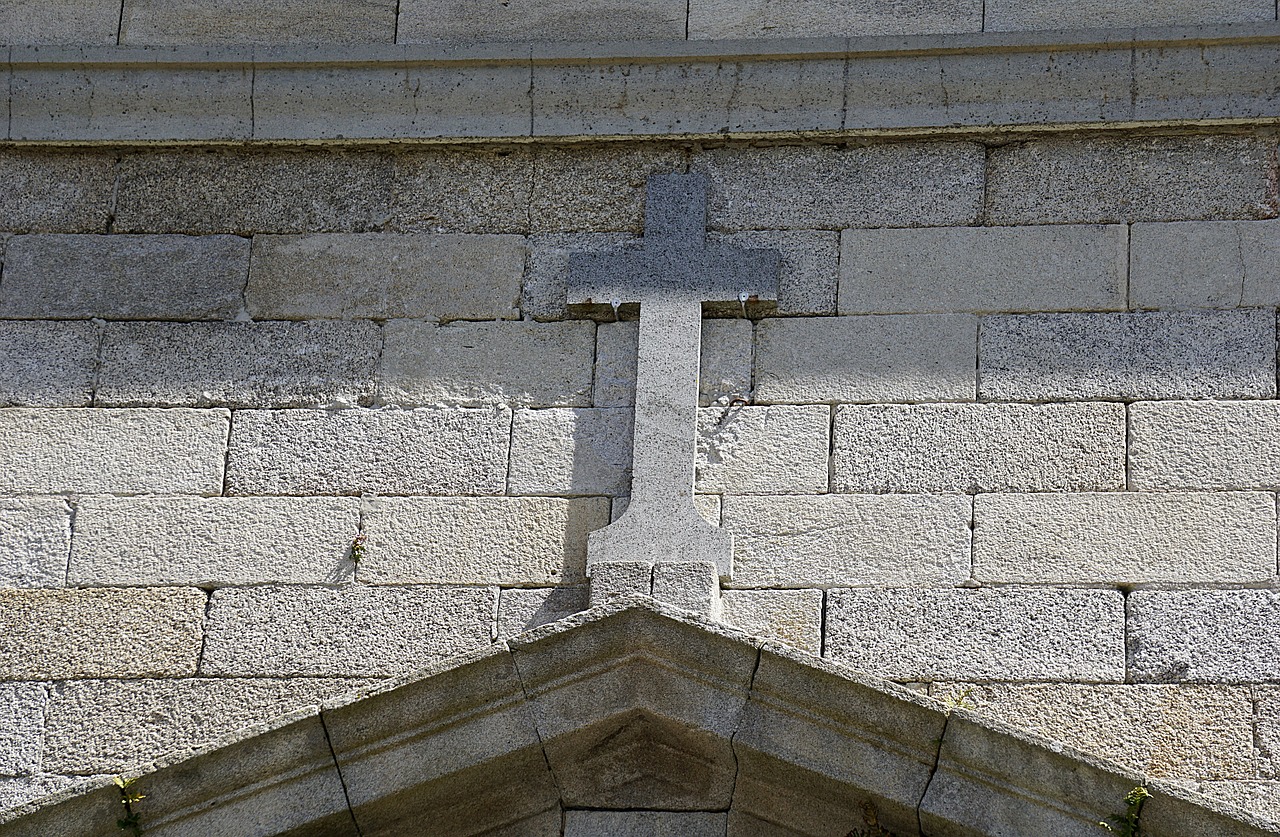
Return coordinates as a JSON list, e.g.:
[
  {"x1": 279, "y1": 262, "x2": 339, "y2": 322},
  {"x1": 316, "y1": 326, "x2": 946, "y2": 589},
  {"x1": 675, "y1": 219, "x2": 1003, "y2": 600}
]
[
  {"x1": 1129, "y1": 591, "x2": 1280, "y2": 683},
  {"x1": 119, "y1": 0, "x2": 398, "y2": 45},
  {"x1": 399, "y1": 0, "x2": 686, "y2": 43},
  {"x1": 0, "y1": 150, "x2": 116, "y2": 233},
  {"x1": 1131, "y1": 401, "x2": 1280, "y2": 490},
  {"x1": 496, "y1": 586, "x2": 588, "y2": 637},
  {"x1": 1130, "y1": 219, "x2": 1280, "y2": 309},
  {"x1": 509, "y1": 408, "x2": 633, "y2": 496},
  {"x1": 0, "y1": 683, "x2": 46, "y2": 775},
  {"x1": 711, "y1": 230, "x2": 839, "y2": 316},
  {"x1": 984, "y1": 0, "x2": 1275, "y2": 30},
  {"x1": 0, "y1": 321, "x2": 97, "y2": 408},
  {"x1": 689, "y1": 0, "x2": 981, "y2": 38},
  {"x1": 0, "y1": 1, "x2": 119, "y2": 45},
  {"x1": 390, "y1": 147, "x2": 532, "y2": 235},
  {"x1": 0, "y1": 498, "x2": 71, "y2": 587},
  {"x1": 523, "y1": 232, "x2": 637, "y2": 320},
  {"x1": 719, "y1": 588, "x2": 823, "y2": 653},
  {"x1": 594, "y1": 319, "x2": 752, "y2": 408},
  {"x1": 530, "y1": 144, "x2": 688, "y2": 234}
]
